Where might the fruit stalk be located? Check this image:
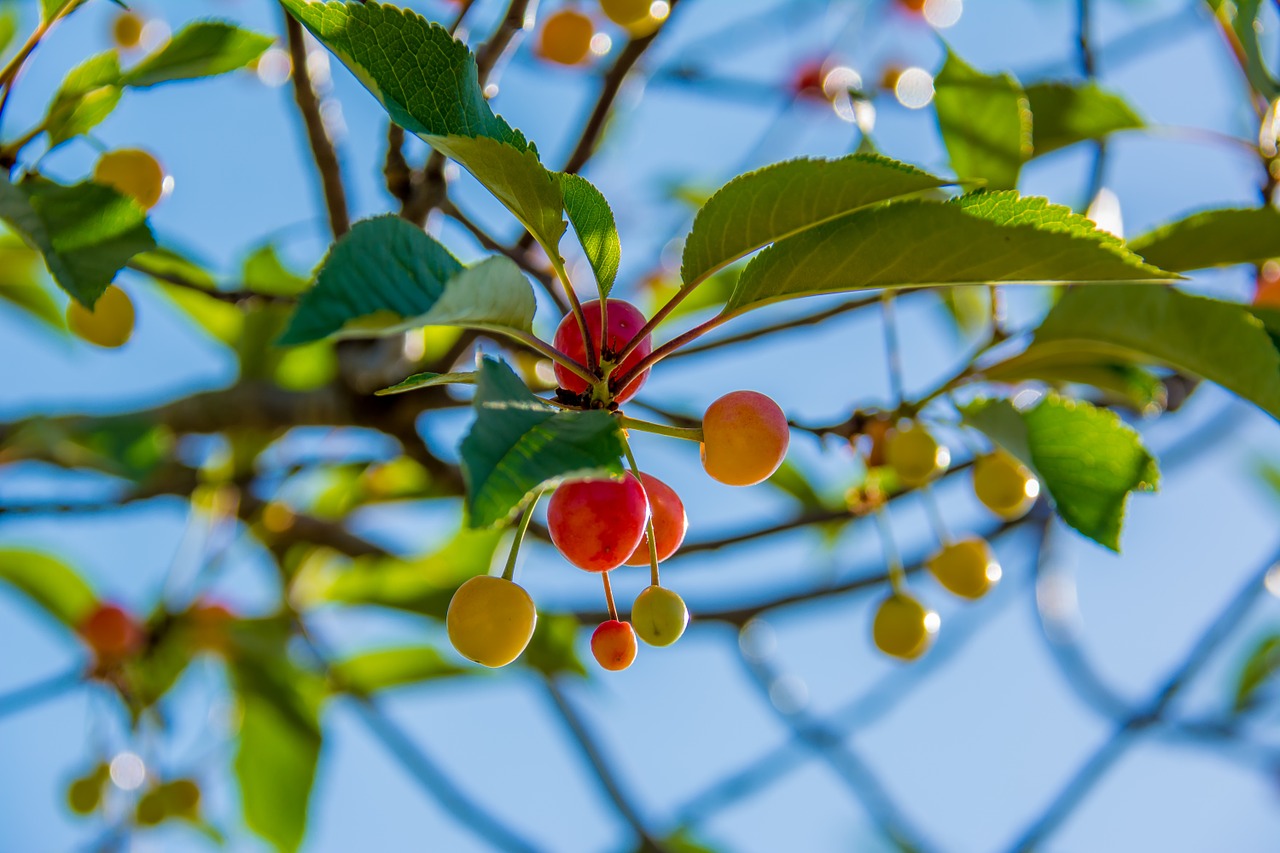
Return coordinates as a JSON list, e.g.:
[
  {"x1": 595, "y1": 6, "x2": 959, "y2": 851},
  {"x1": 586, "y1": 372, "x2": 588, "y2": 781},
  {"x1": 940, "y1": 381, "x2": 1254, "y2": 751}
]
[
  {"x1": 874, "y1": 504, "x2": 907, "y2": 593},
  {"x1": 601, "y1": 571, "x2": 619, "y2": 621},
  {"x1": 501, "y1": 489, "x2": 543, "y2": 581},
  {"x1": 617, "y1": 415, "x2": 703, "y2": 443},
  {"x1": 549, "y1": 254, "x2": 598, "y2": 374},
  {"x1": 620, "y1": 436, "x2": 661, "y2": 586},
  {"x1": 612, "y1": 311, "x2": 729, "y2": 392}
]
